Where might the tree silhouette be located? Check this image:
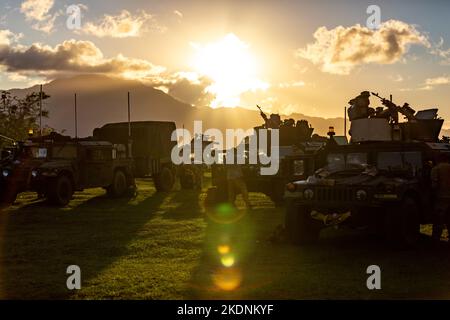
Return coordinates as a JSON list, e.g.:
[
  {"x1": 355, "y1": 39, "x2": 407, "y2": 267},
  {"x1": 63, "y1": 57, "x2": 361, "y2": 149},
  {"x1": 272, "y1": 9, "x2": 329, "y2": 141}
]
[{"x1": 0, "y1": 90, "x2": 50, "y2": 146}]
